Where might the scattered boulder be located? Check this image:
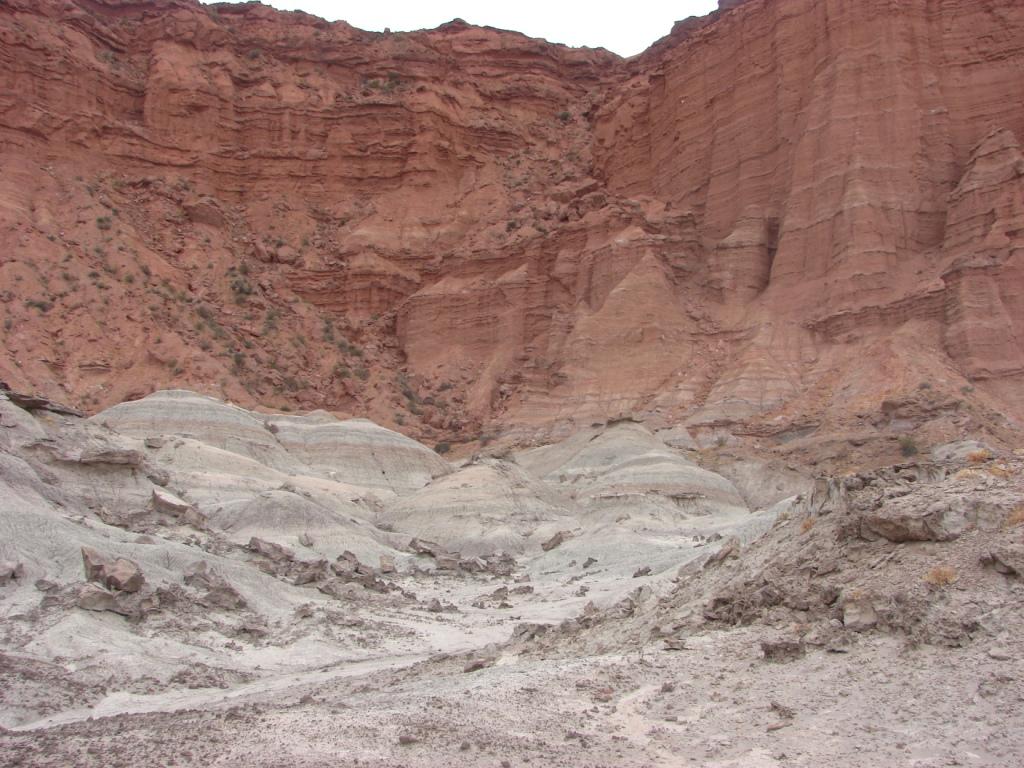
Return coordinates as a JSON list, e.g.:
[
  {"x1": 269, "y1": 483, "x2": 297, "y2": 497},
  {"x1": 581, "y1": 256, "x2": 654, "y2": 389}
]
[
  {"x1": 463, "y1": 657, "x2": 493, "y2": 673},
  {"x1": 183, "y1": 195, "x2": 226, "y2": 227},
  {"x1": 761, "y1": 639, "x2": 805, "y2": 662},
  {"x1": 151, "y1": 487, "x2": 206, "y2": 528},
  {"x1": 842, "y1": 597, "x2": 878, "y2": 631},
  {"x1": 298, "y1": 532, "x2": 315, "y2": 548},
  {"x1": 76, "y1": 583, "x2": 123, "y2": 614},
  {"x1": 482, "y1": 551, "x2": 516, "y2": 576},
  {"x1": 704, "y1": 536, "x2": 740, "y2": 568},
  {"x1": 633, "y1": 565, "x2": 652, "y2": 578},
  {"x1": 0, "y1": 561, "x2": 25, "y2": 585},
  {"x1": 291, "y1": 559, "x2": 329, "y2": 586},
  {"x1": 379, "y1": 554, "x2": 396, "y2": 574},
  {"x1": 861, "y1": 502, "x2": 969, "y2": 542},
  {"x1": 152, "y1": 487, "x2": 192, "y2": 516},
  {"x1": 542, "y1": 530, "x2": 572, "y2": 551},
  {"x1": 81, "y1": 546, "x2": 145, "y2": 593},
  {"x1": 472, "y1": 586, "x2": 511, "y2": 608},
  {"x1": 458, "y1": 556, "x2": 487, "y2": 573},
  {"x1": 982, "y1": 545, "x2": 1024, "y2": 576},
  {"x1": 435, "y1": 554, "x2": 460, "y2": 571},
  {"x1": 318, "y1": 579, "x2": 363, "y2": 600},
  {"x1": 409, "y1": 537, "x2": 450, "y2": 559},
  {"x1": 510, "y1": 622, "x2": 549, "y2": 643},
  {"x1": 236, "y1": 619, "x2": 269, "y2": 639},
  {"x1": 247, "y1": 537, "x2": 295, "y2": 563},
  {"x1": 327, "y1": 553, "x2": 390, "y2": 593},
  {"x1": 76, "y1": 583, "x2": 159, "y2": 618},
  {"x1": 184, "y1": 561, "x2": 247, "y2": 610}
]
